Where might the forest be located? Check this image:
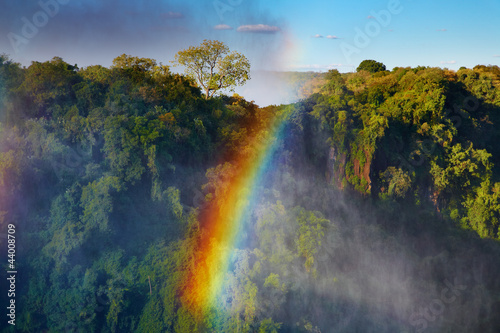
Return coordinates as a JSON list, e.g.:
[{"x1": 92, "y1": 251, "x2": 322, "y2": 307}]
[{"x1": 1, "y1": 53, "x2": 500, "y2": 332}]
